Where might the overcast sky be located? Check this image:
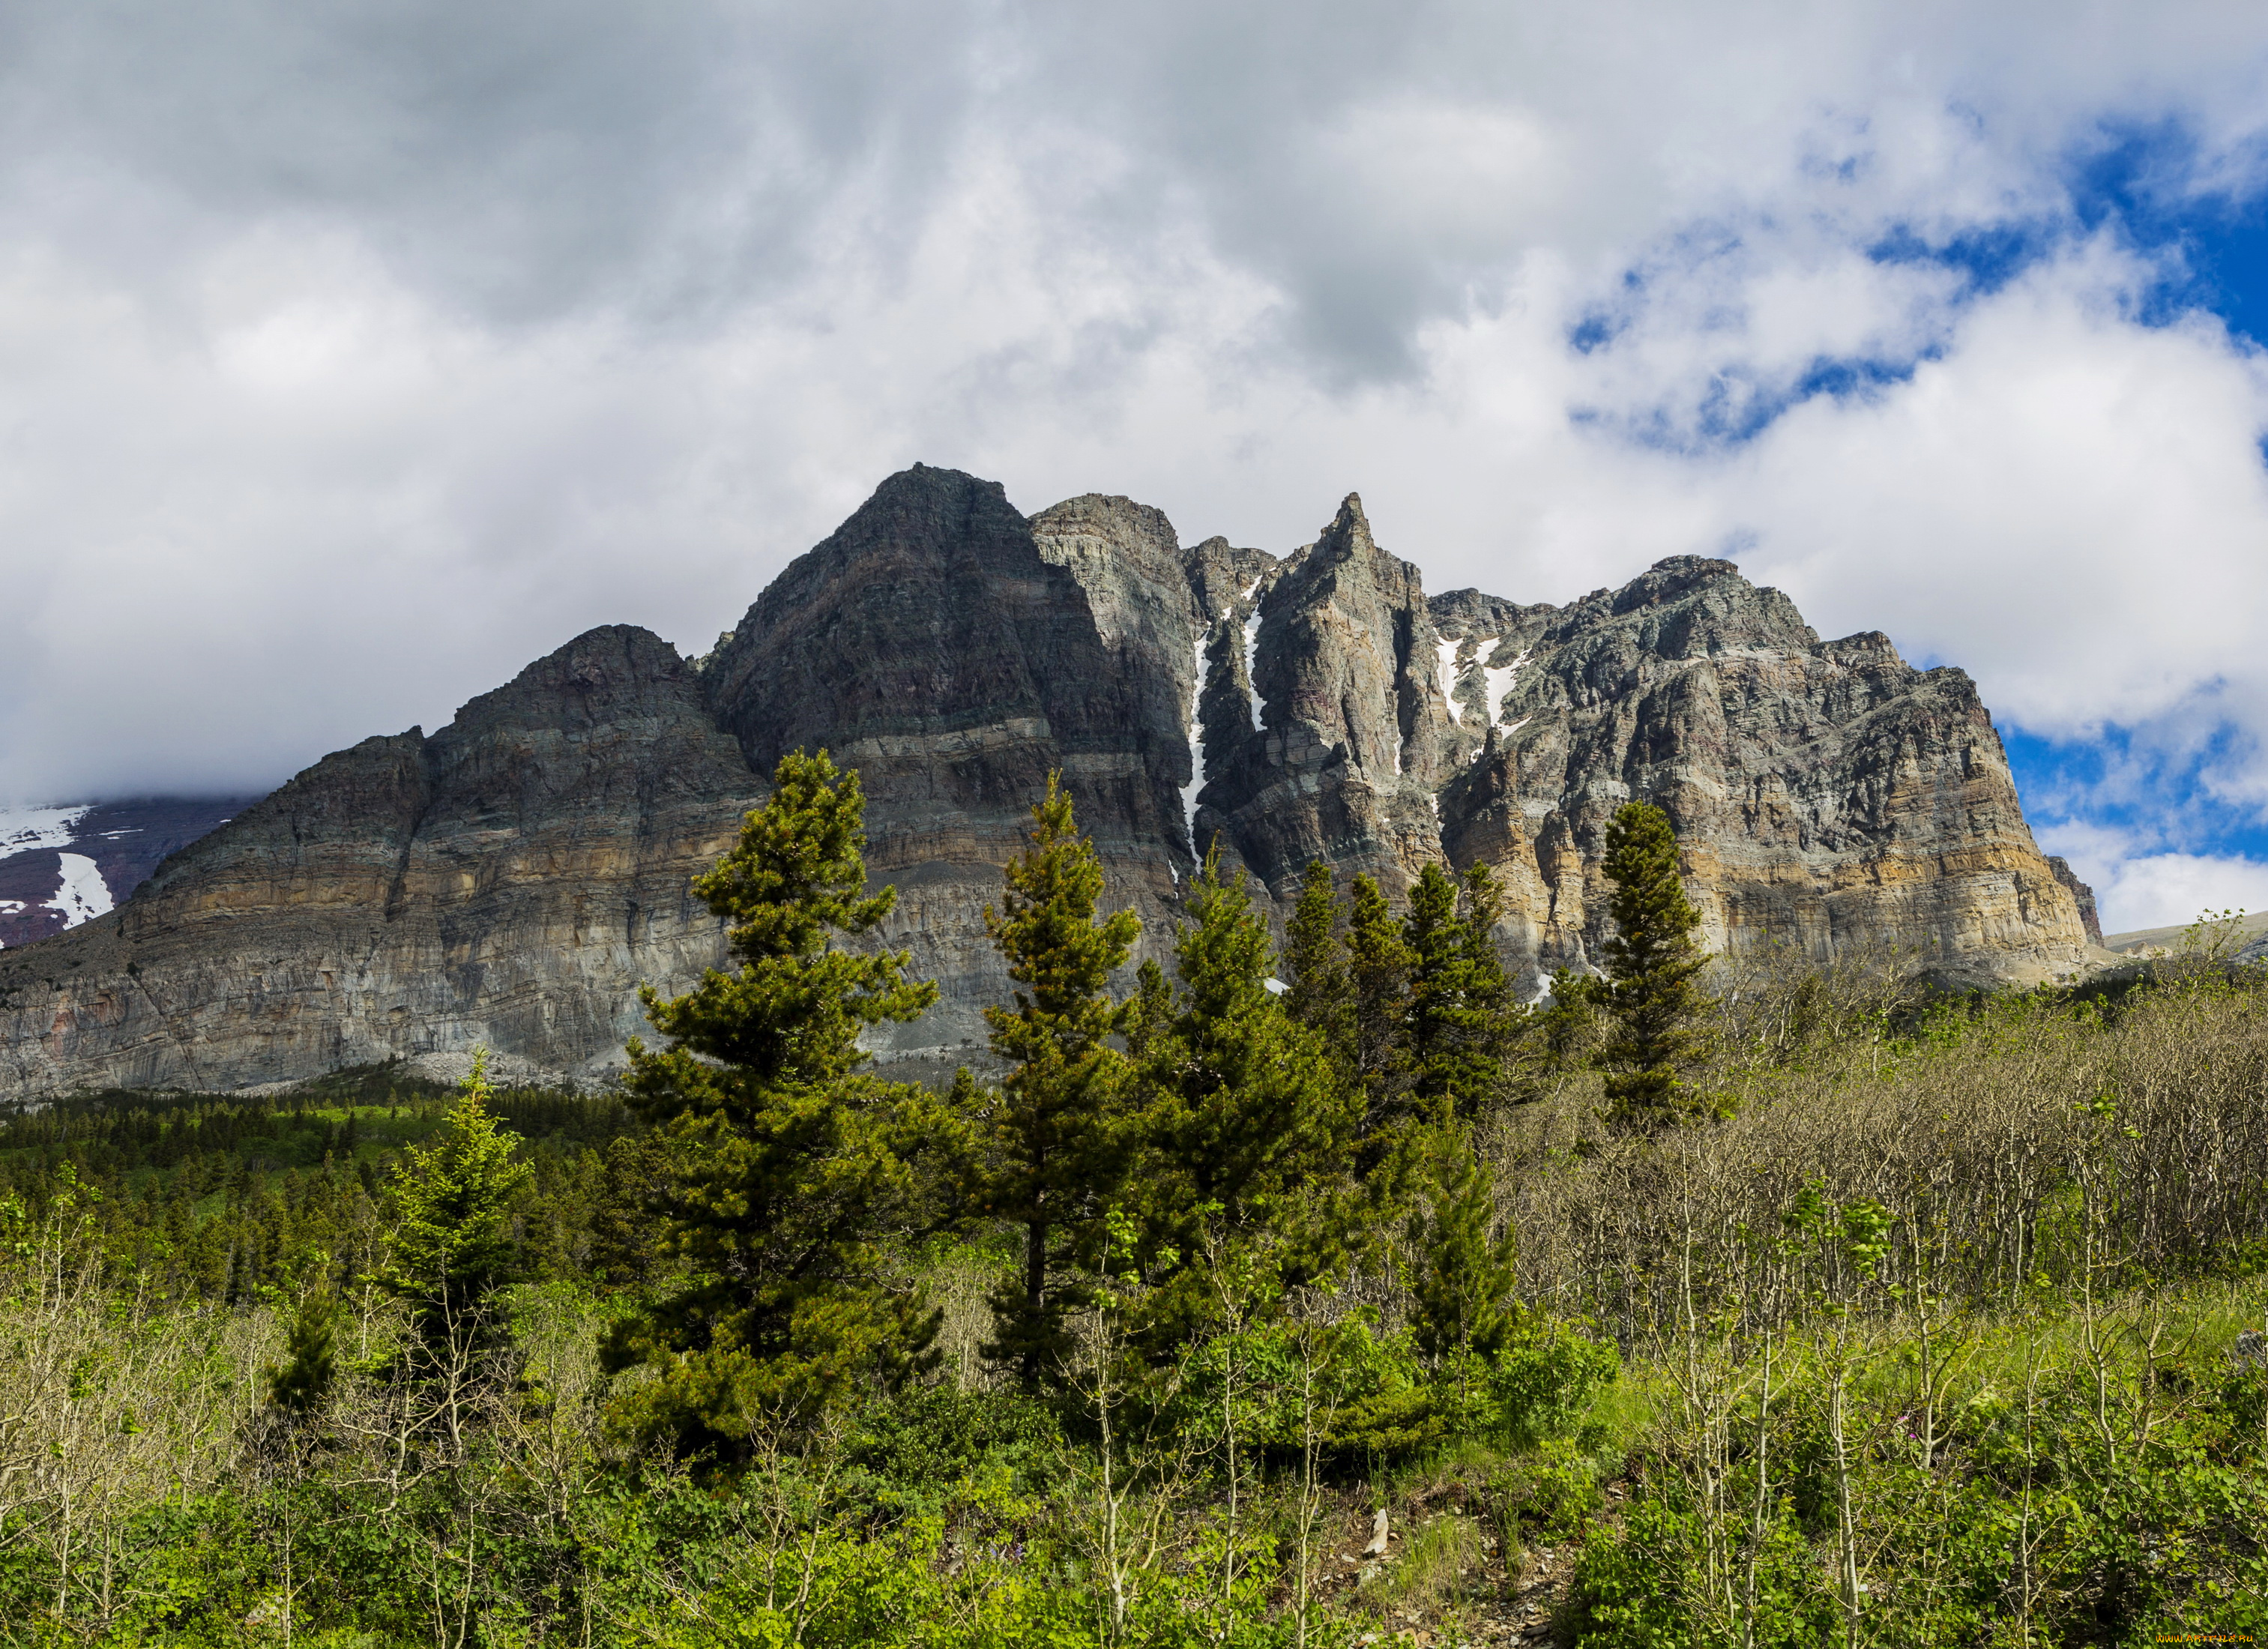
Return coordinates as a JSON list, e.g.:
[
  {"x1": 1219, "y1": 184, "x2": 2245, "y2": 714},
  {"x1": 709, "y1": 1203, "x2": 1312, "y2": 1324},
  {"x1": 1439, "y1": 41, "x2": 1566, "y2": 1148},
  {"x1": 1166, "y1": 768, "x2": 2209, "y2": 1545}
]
[{"x1": 2, "y1": 1, "x2": 2267, "y2": 932}]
